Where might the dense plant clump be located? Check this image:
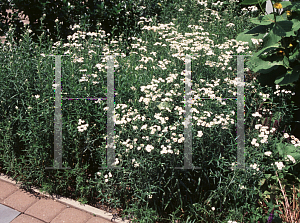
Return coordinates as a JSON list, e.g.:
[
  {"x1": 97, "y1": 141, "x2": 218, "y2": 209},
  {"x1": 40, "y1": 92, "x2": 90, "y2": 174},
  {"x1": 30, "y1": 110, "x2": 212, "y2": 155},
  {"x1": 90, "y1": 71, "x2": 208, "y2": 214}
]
[{"x1": 1, "y1": 0, "x2": 300, "y2": 222}]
